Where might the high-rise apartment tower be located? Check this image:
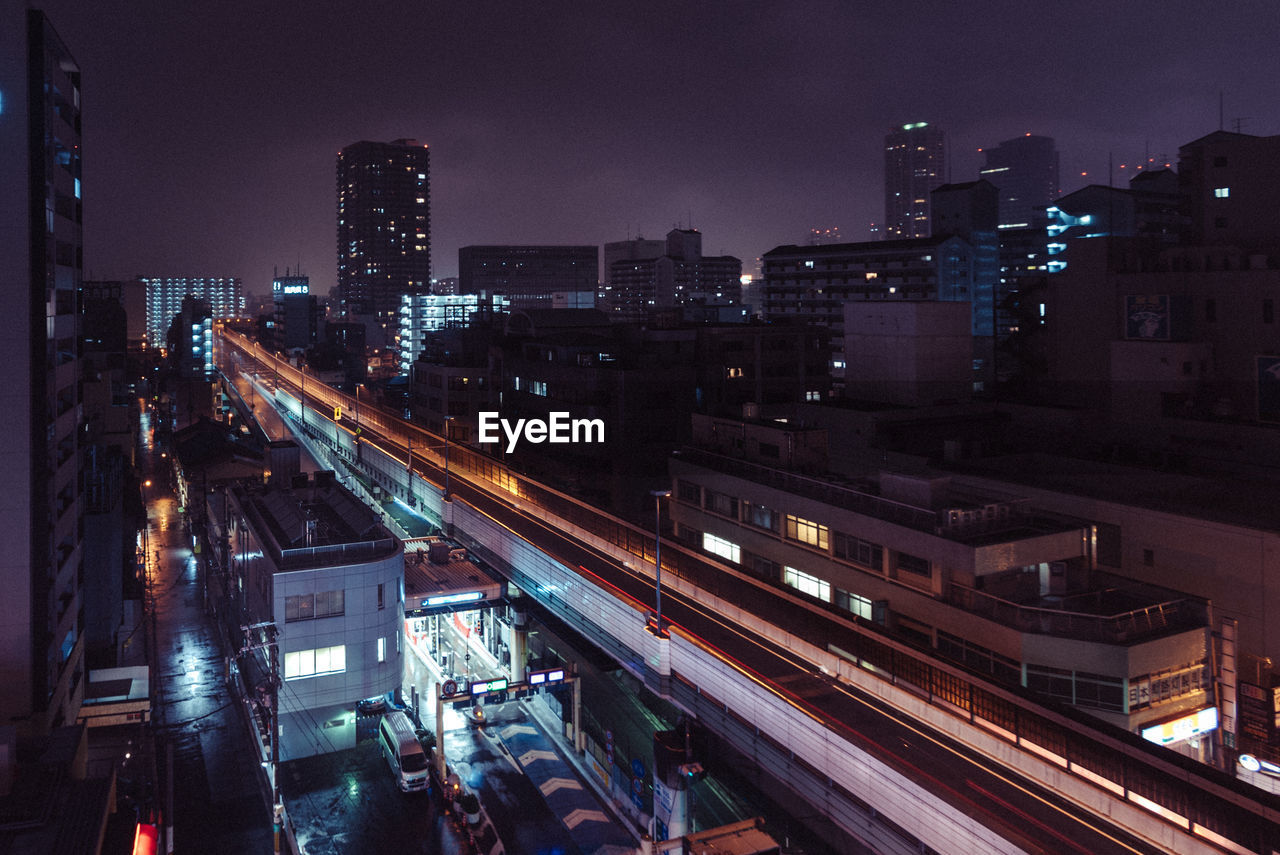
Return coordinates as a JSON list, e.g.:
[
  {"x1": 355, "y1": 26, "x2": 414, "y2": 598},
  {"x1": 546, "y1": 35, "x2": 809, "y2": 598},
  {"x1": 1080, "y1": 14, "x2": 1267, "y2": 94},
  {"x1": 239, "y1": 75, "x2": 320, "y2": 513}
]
[
  {"x1": 337, "y1": 139, "x2": 431, "y2": 328},
  {"x1": 0, "y1": 9, "x2": 87, "y2": 736},
  {"x1": 884, "y1": 122, "x2": 946, "y2": 239}
]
